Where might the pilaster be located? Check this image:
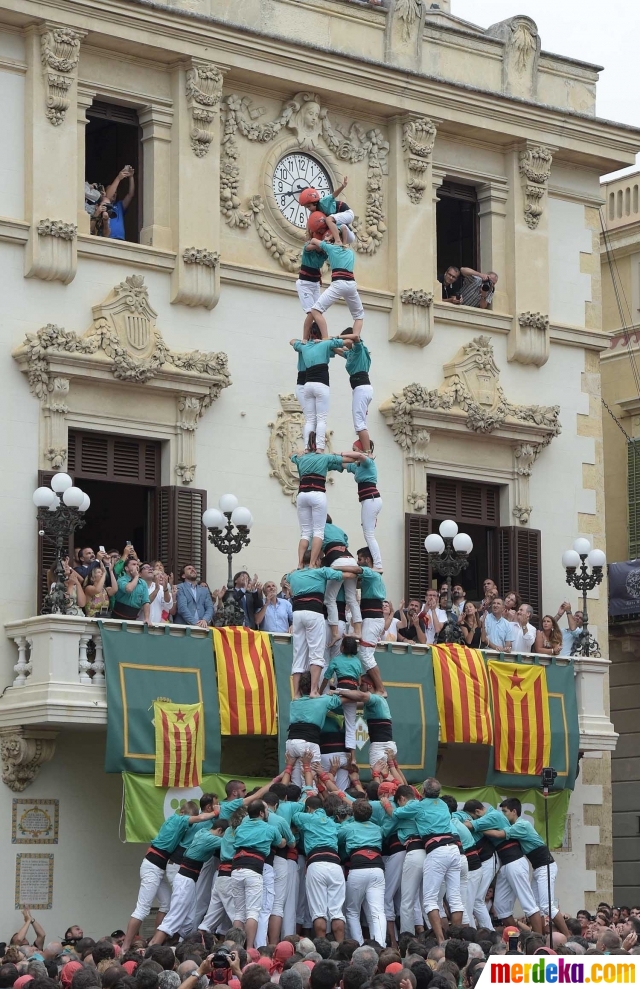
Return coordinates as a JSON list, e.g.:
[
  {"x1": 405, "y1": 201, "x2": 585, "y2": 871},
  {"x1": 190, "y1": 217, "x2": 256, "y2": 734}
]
[
  {"x1": 76, "y1": 86, "x2": 95, "y2": 234},
  {"x1": 477, "y1": 180, "x2": 509, "y2": 314},
  {"x1": 139, "y1": 103, "x2": 174, "y2": 251}
]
